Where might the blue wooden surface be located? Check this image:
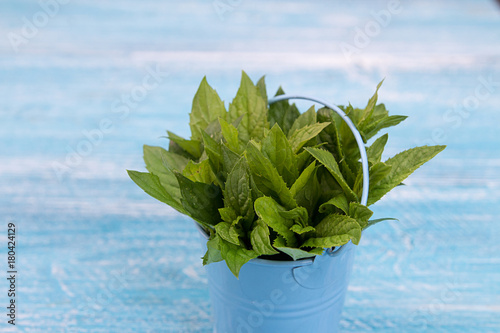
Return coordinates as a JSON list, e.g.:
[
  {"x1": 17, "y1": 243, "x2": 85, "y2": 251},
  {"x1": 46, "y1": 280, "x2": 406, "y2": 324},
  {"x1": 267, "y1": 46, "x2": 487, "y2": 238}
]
[{"x1": 1, "y1": 0, "x2": 499, "y2": 332}]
